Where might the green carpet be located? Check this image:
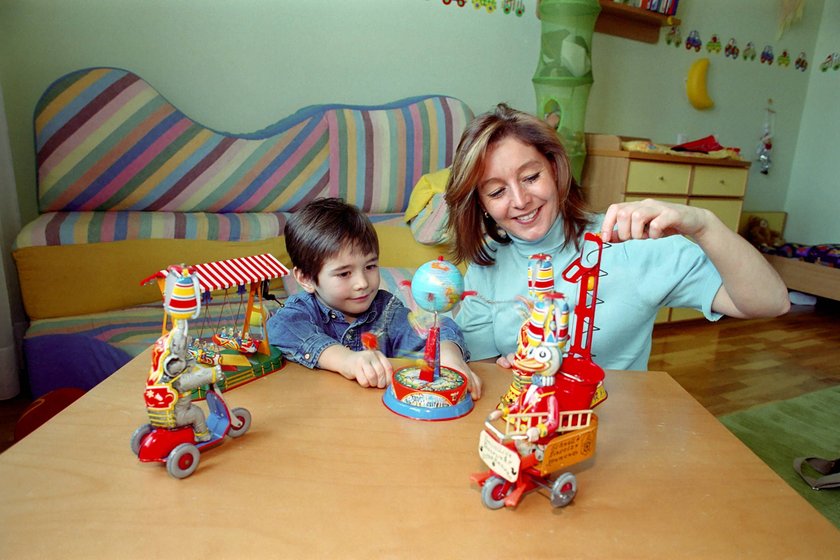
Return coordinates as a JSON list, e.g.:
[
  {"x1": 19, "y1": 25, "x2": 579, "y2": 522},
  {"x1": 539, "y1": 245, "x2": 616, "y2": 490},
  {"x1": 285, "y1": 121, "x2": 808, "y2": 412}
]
[{"x1": 719, "y1": 386, "x2": 840, "y2": 529}]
